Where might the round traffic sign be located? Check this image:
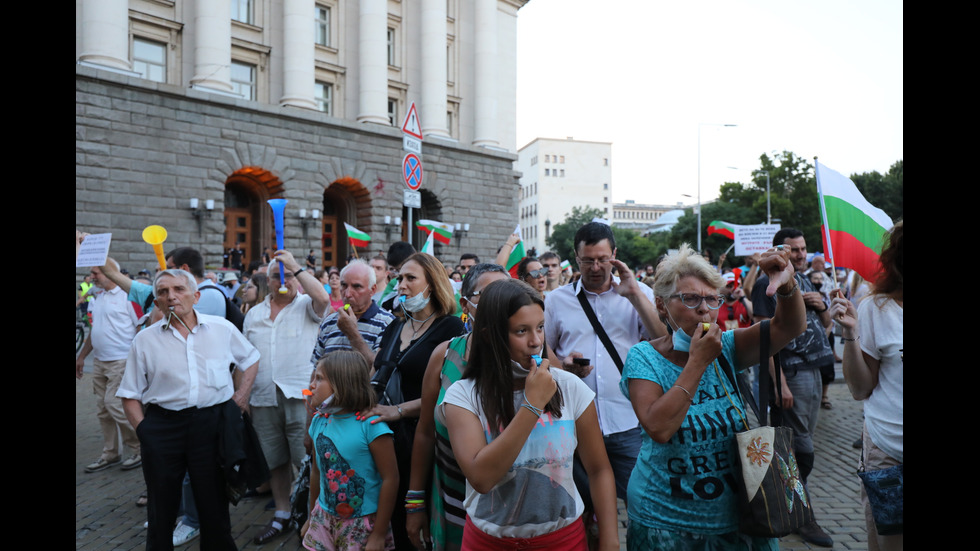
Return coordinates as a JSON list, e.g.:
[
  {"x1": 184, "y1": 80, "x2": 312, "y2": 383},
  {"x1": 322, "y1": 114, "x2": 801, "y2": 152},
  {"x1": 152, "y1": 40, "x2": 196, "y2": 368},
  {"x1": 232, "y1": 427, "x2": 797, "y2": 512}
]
[{"x1": 402, "y1": 153, "x2": 423, "y2": 191}]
